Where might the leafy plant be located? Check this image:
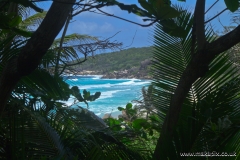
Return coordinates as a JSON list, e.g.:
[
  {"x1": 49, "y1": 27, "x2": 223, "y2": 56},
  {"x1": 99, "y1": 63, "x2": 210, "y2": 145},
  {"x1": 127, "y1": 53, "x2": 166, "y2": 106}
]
[{"x1": 71, "y1": 86, "x2": 101, "y2": 108}]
